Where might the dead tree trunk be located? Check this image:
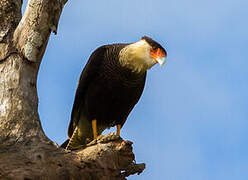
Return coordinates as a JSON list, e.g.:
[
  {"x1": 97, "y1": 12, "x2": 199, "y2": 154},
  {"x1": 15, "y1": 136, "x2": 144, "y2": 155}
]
[{"x1": 0, "y1": 0, "x2": 145, "y2": 179}]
